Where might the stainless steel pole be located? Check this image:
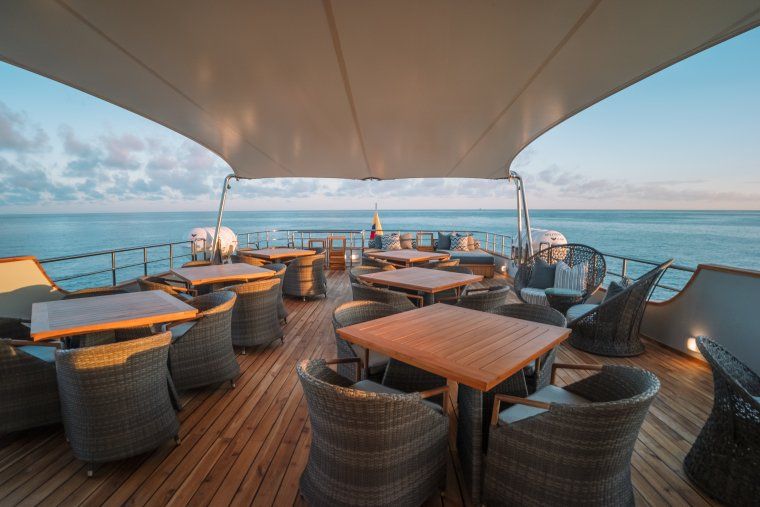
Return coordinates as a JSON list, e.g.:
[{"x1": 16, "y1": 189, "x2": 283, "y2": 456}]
[{"x1": 211, "y1": 173, "x2": 237, "y2": 263}]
